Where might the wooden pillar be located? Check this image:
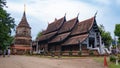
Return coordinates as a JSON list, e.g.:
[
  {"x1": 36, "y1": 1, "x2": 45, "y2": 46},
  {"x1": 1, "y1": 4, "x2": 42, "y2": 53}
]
[
  {"x1": 94, "y1": 32, "x2": 97, "y2": 48},
  {"x1": 87, "y1": 37, "x2": 89, "y2": 48},
  {"x1": 36, "y1": 41, "x2": 38, "y2": 53},
  {"x1": 78, "y1": 40, "x2": 81, "y2": 51},
  {"x1": 57, "y1": 45, "x2": 61, "y2": 58},
  {"x1": 43, "y1": 44, "x2": 48, "y2": 55}
]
